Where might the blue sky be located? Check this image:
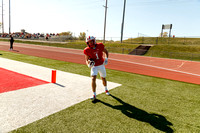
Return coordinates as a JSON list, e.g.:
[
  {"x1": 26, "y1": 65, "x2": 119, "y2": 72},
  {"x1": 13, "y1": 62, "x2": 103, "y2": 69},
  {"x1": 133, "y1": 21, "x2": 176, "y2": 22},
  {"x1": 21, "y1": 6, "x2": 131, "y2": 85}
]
[{"x1": 2, "y1": 0, "x2": 200, "y2": 40}]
